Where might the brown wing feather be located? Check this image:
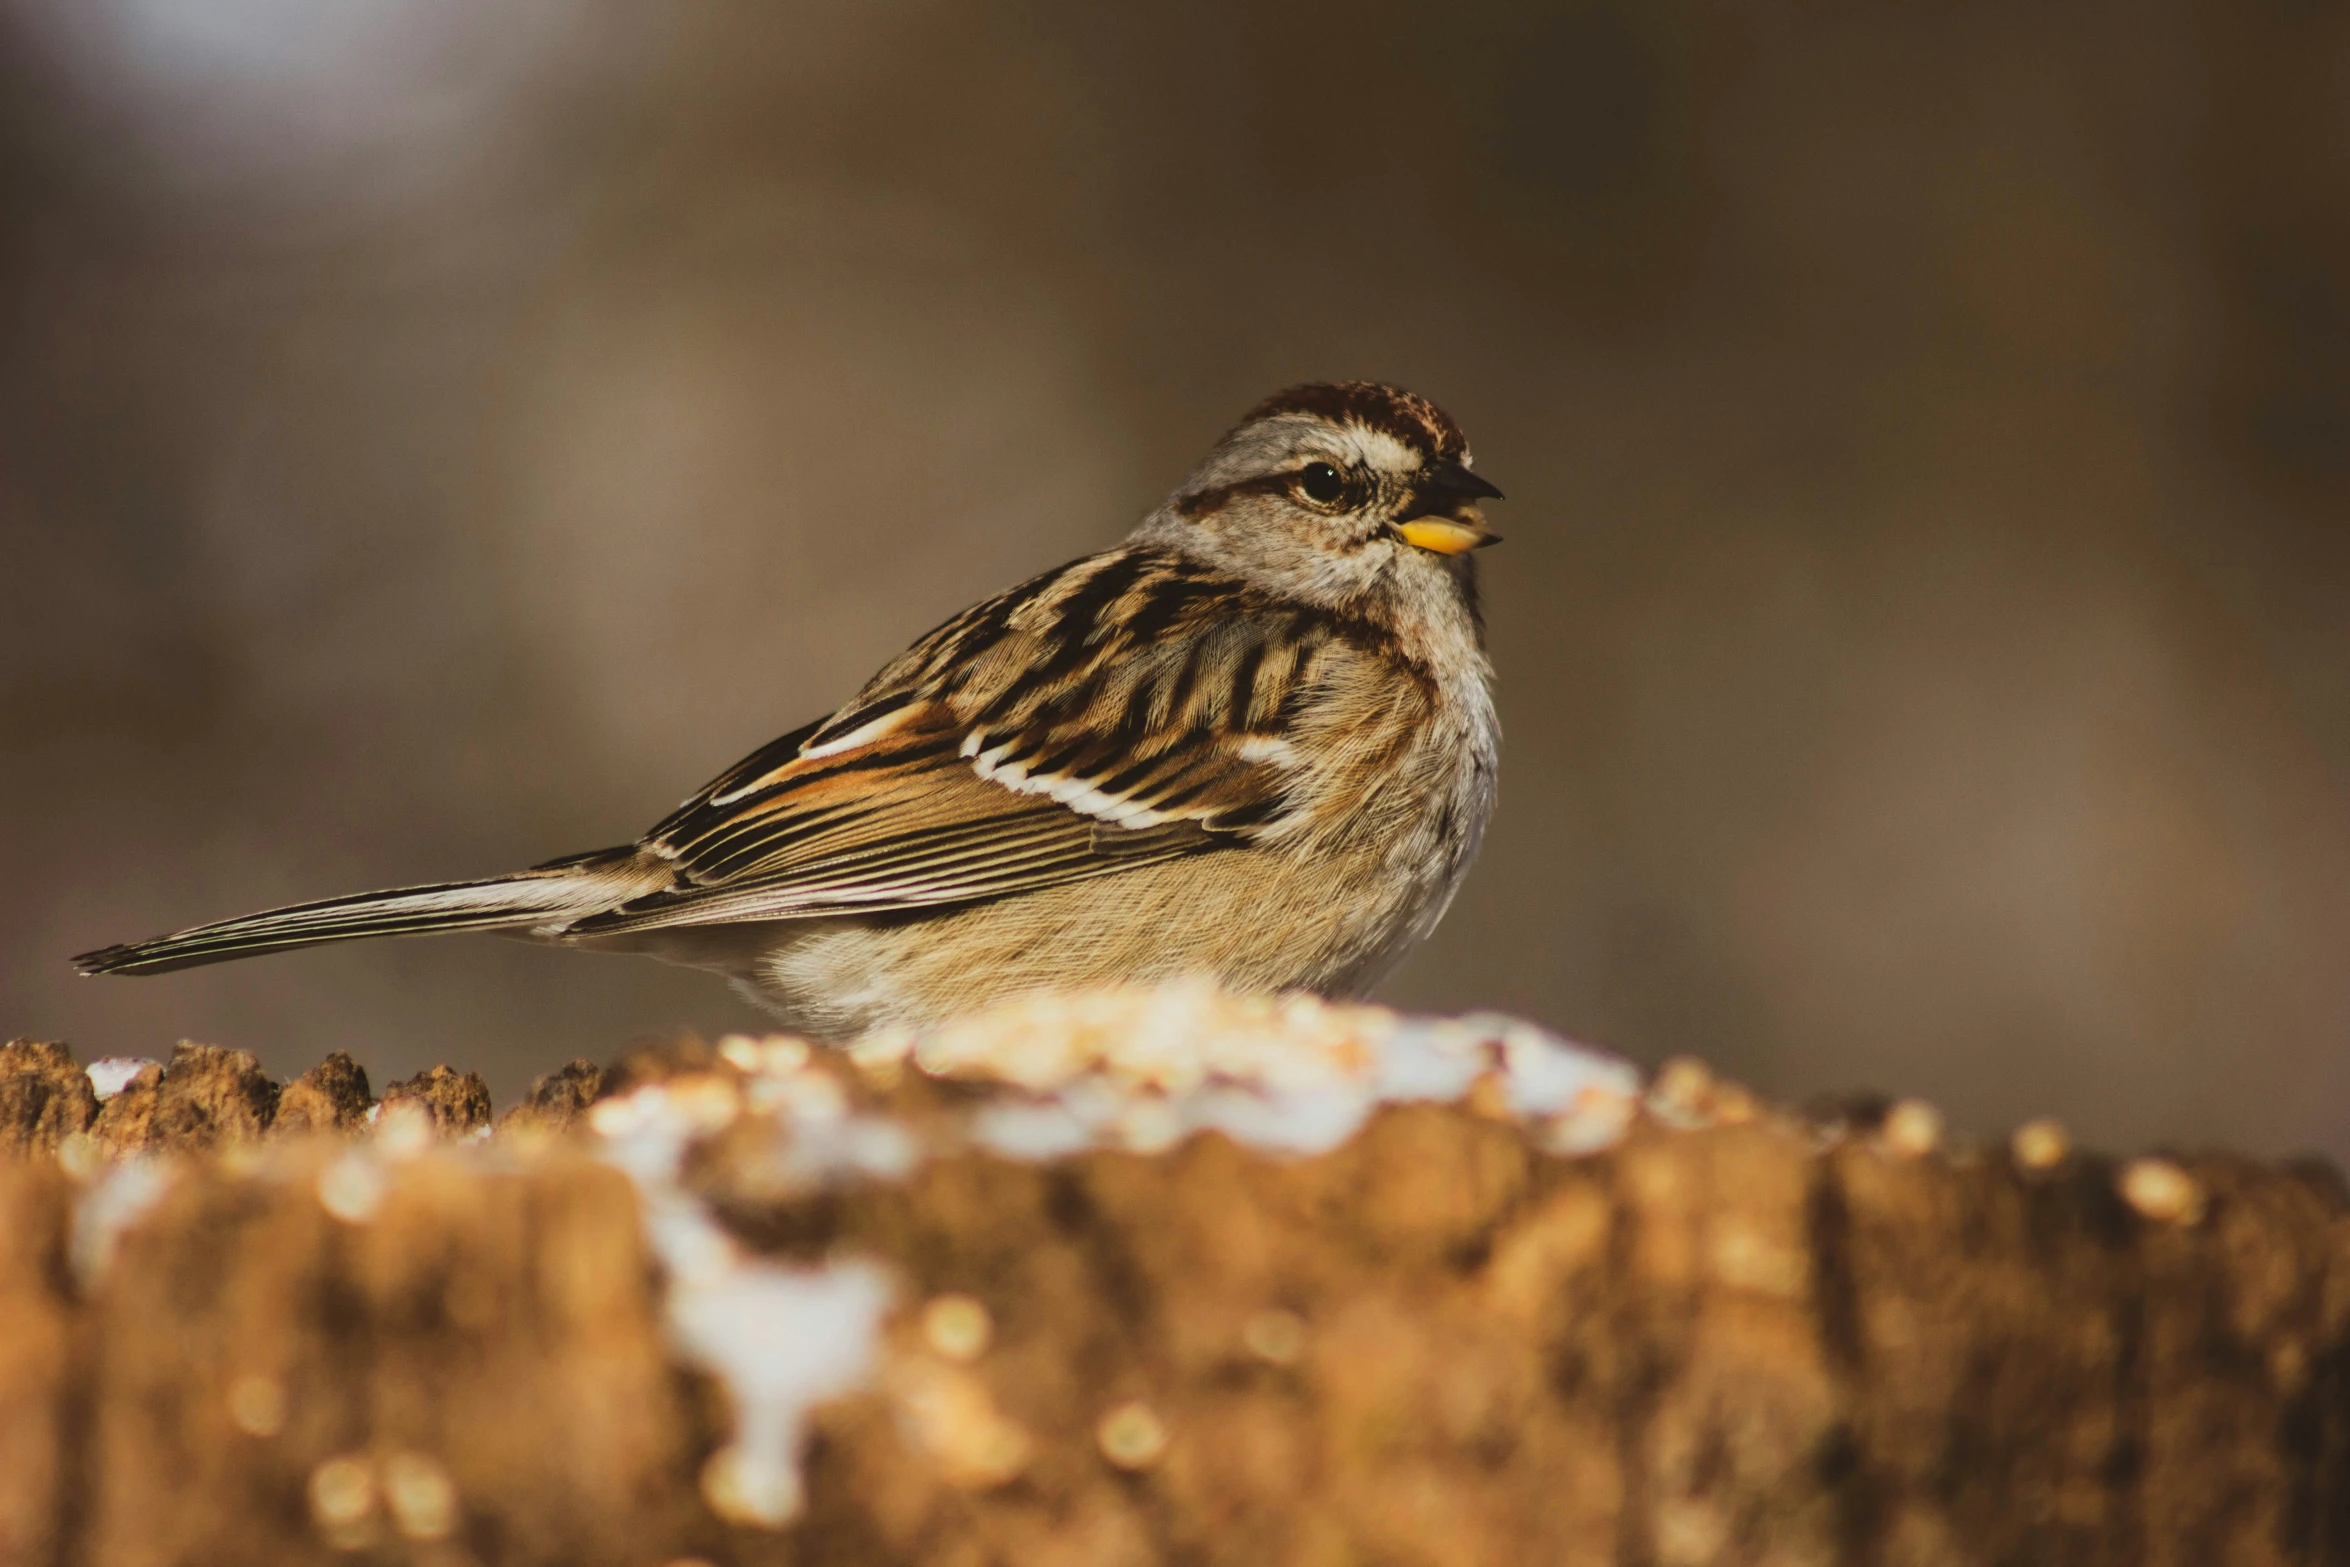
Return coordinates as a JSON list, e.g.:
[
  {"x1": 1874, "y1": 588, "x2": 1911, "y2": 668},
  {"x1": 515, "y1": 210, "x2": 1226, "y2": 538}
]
[{"x1": 564, "y1": 547, "x2": 1339, "y2": 936}]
